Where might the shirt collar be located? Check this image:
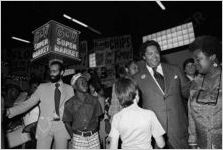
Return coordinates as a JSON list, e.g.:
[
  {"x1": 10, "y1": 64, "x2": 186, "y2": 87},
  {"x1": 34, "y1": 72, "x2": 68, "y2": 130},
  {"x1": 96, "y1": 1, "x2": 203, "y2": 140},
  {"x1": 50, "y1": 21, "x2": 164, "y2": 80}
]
[
  {"x1": 146, "y1": 63, "x2": 163, "y2": 76},
  {"x1": 52, "y1": 80, "x2": 63, "y2": 88}
]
